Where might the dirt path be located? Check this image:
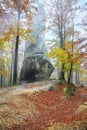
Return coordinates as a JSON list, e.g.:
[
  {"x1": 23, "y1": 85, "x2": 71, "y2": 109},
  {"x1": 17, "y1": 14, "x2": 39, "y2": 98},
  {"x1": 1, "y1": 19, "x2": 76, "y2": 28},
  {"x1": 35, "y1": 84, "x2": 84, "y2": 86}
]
[{"x1": 0, "y1": 81, "x2": 54, "y2": 99}]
